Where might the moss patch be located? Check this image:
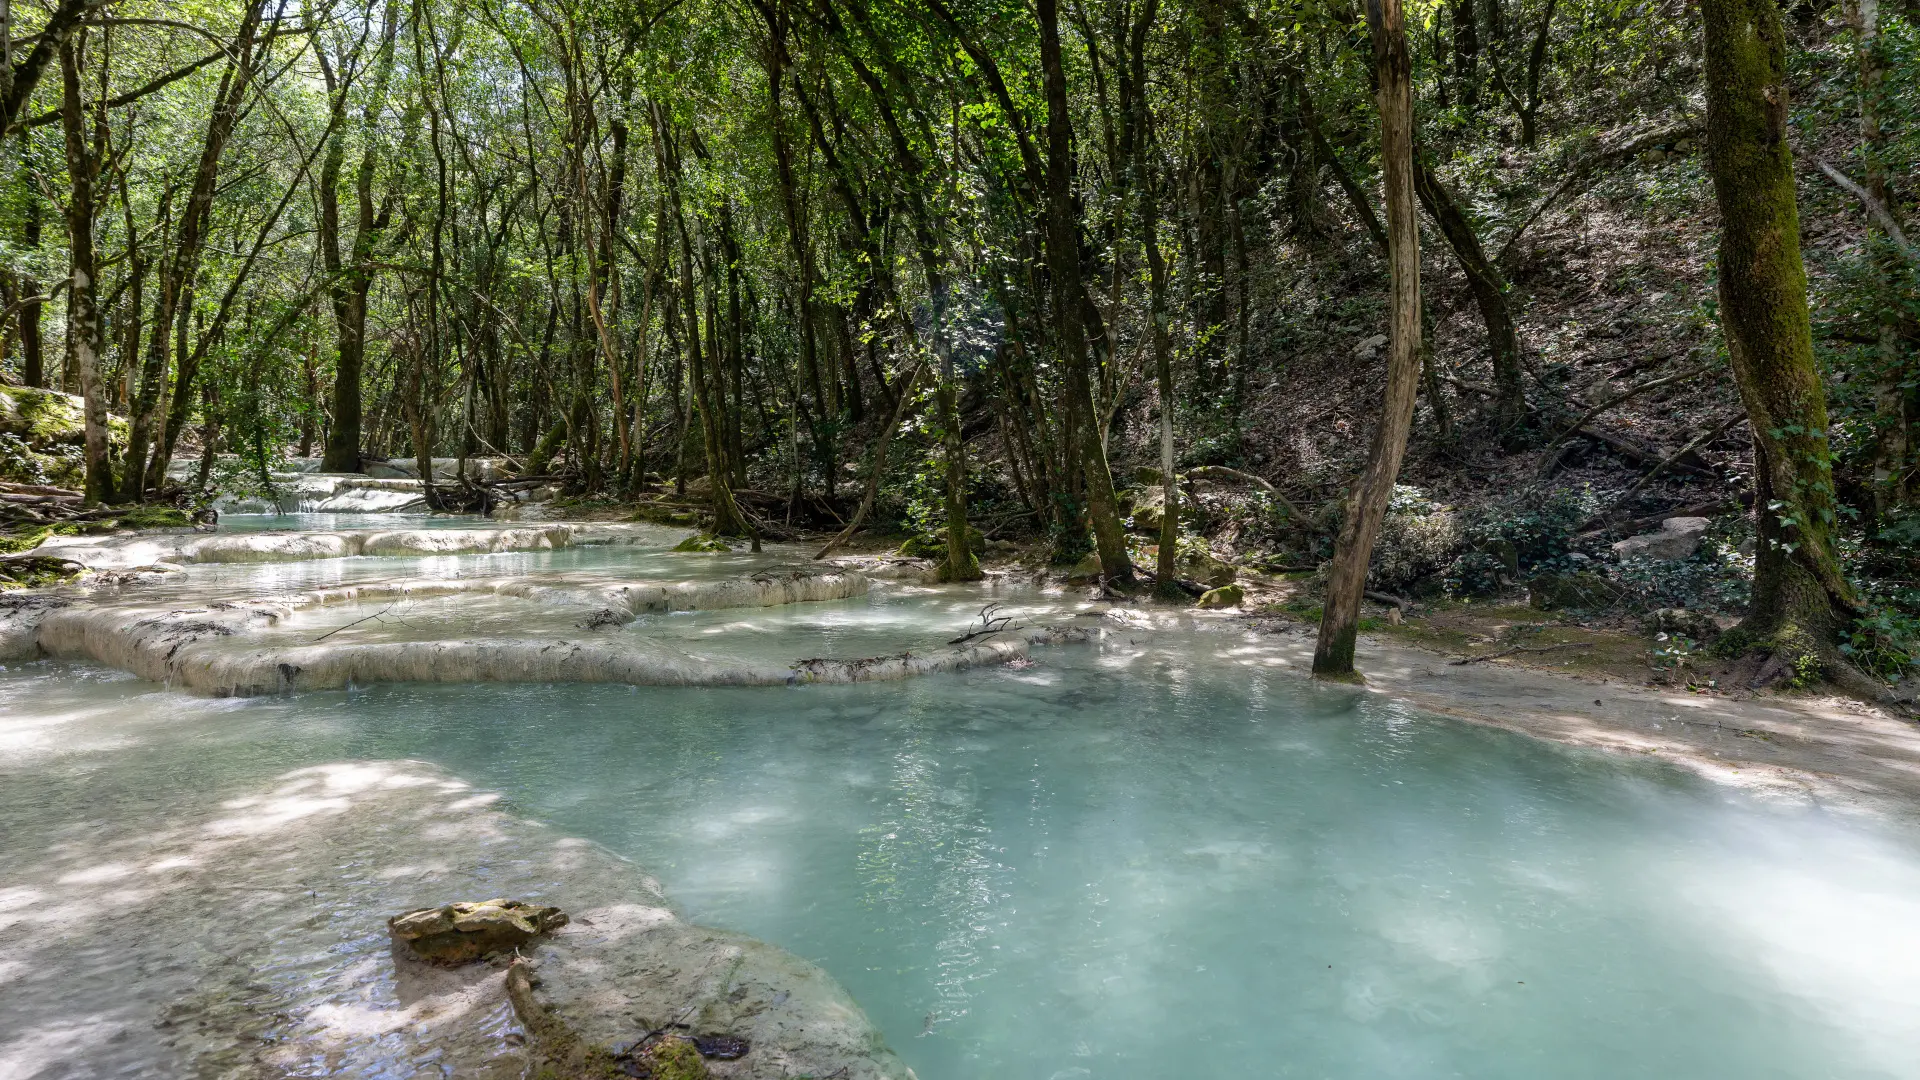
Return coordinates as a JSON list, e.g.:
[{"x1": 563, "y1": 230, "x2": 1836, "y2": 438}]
[
  {"x1": 628, "y1": 504, "x2": 701, "y2": 527},
  {"x1": 1196, "y1": 584, "x2": 1245, "y2": 609},
  {"x1": 115, "y1": 505, "x2": 191, "y2": 530}
]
